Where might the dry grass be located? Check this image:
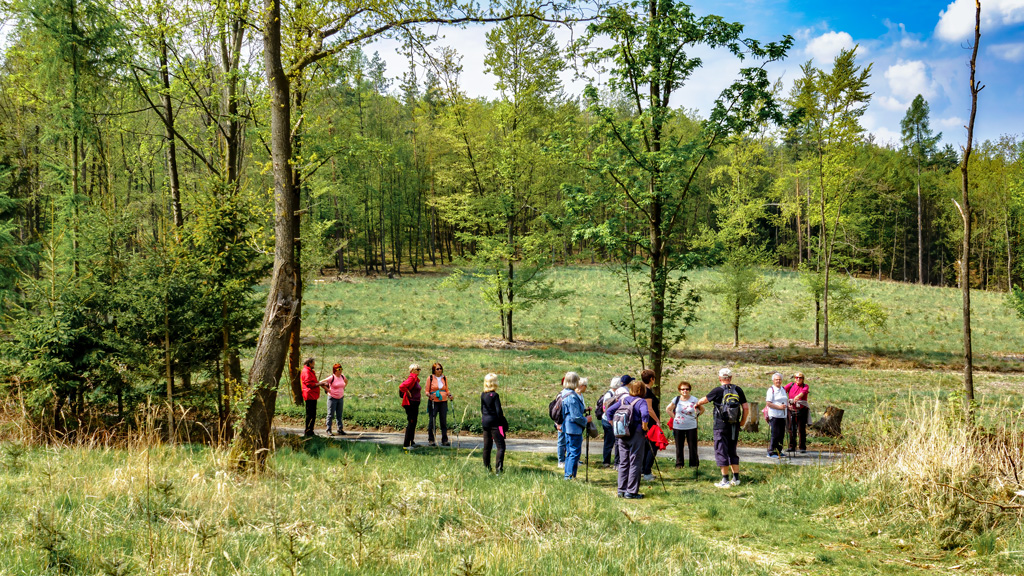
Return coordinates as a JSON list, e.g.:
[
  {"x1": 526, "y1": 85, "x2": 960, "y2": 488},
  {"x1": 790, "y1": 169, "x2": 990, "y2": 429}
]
[{"x1": 835, "y1": 398, "x2": 1024, "y2": 557}]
